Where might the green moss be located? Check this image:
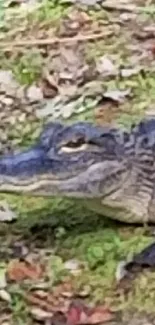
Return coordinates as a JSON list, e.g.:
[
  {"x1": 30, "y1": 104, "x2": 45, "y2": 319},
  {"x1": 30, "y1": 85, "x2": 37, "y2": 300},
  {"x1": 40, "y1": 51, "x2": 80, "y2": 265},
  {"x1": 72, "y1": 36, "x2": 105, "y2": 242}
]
[
  {"x1": 0, "y1": 193, "x2": 108, "y2": 232},
  {"x1": 26, "y1": 0, "x2": 70, "y2": 25},
  {"x1": 56, "y1": 226, "x2": 155, "y2": 312}
]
